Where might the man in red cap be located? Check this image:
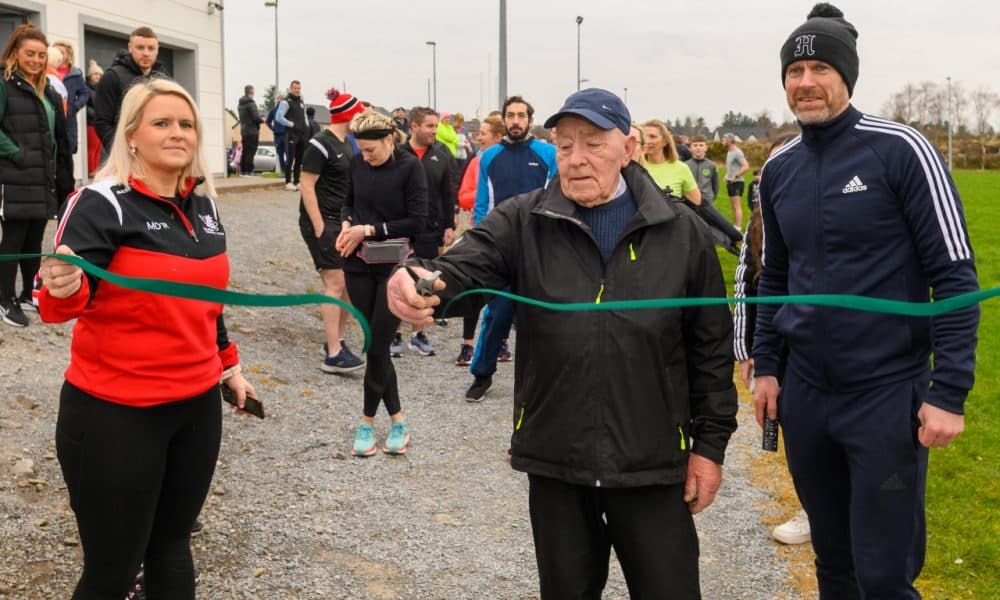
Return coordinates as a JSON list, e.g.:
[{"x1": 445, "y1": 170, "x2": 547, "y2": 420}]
[{"x1": 299, "y1": 88, "x2": 367, "y2": 372}]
